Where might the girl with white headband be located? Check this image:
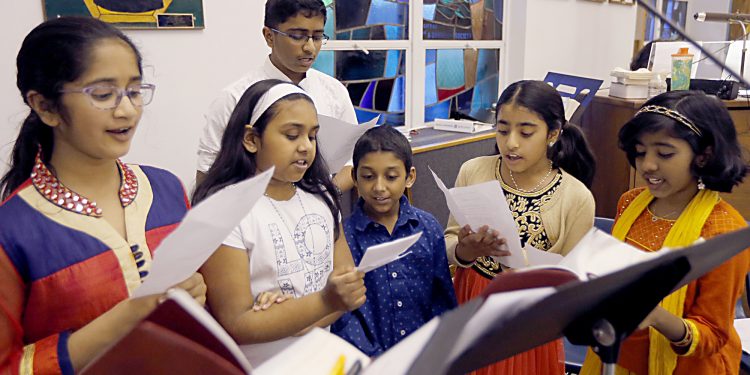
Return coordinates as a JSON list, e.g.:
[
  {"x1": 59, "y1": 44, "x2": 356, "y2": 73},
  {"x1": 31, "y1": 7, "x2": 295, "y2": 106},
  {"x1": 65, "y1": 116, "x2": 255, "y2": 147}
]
[
  {"x1": 580, "y1": 90, "x2": 749, "y2": 375},
  {"x1": 193, "y1": 79, "x2": 365, "y2": 366}
]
